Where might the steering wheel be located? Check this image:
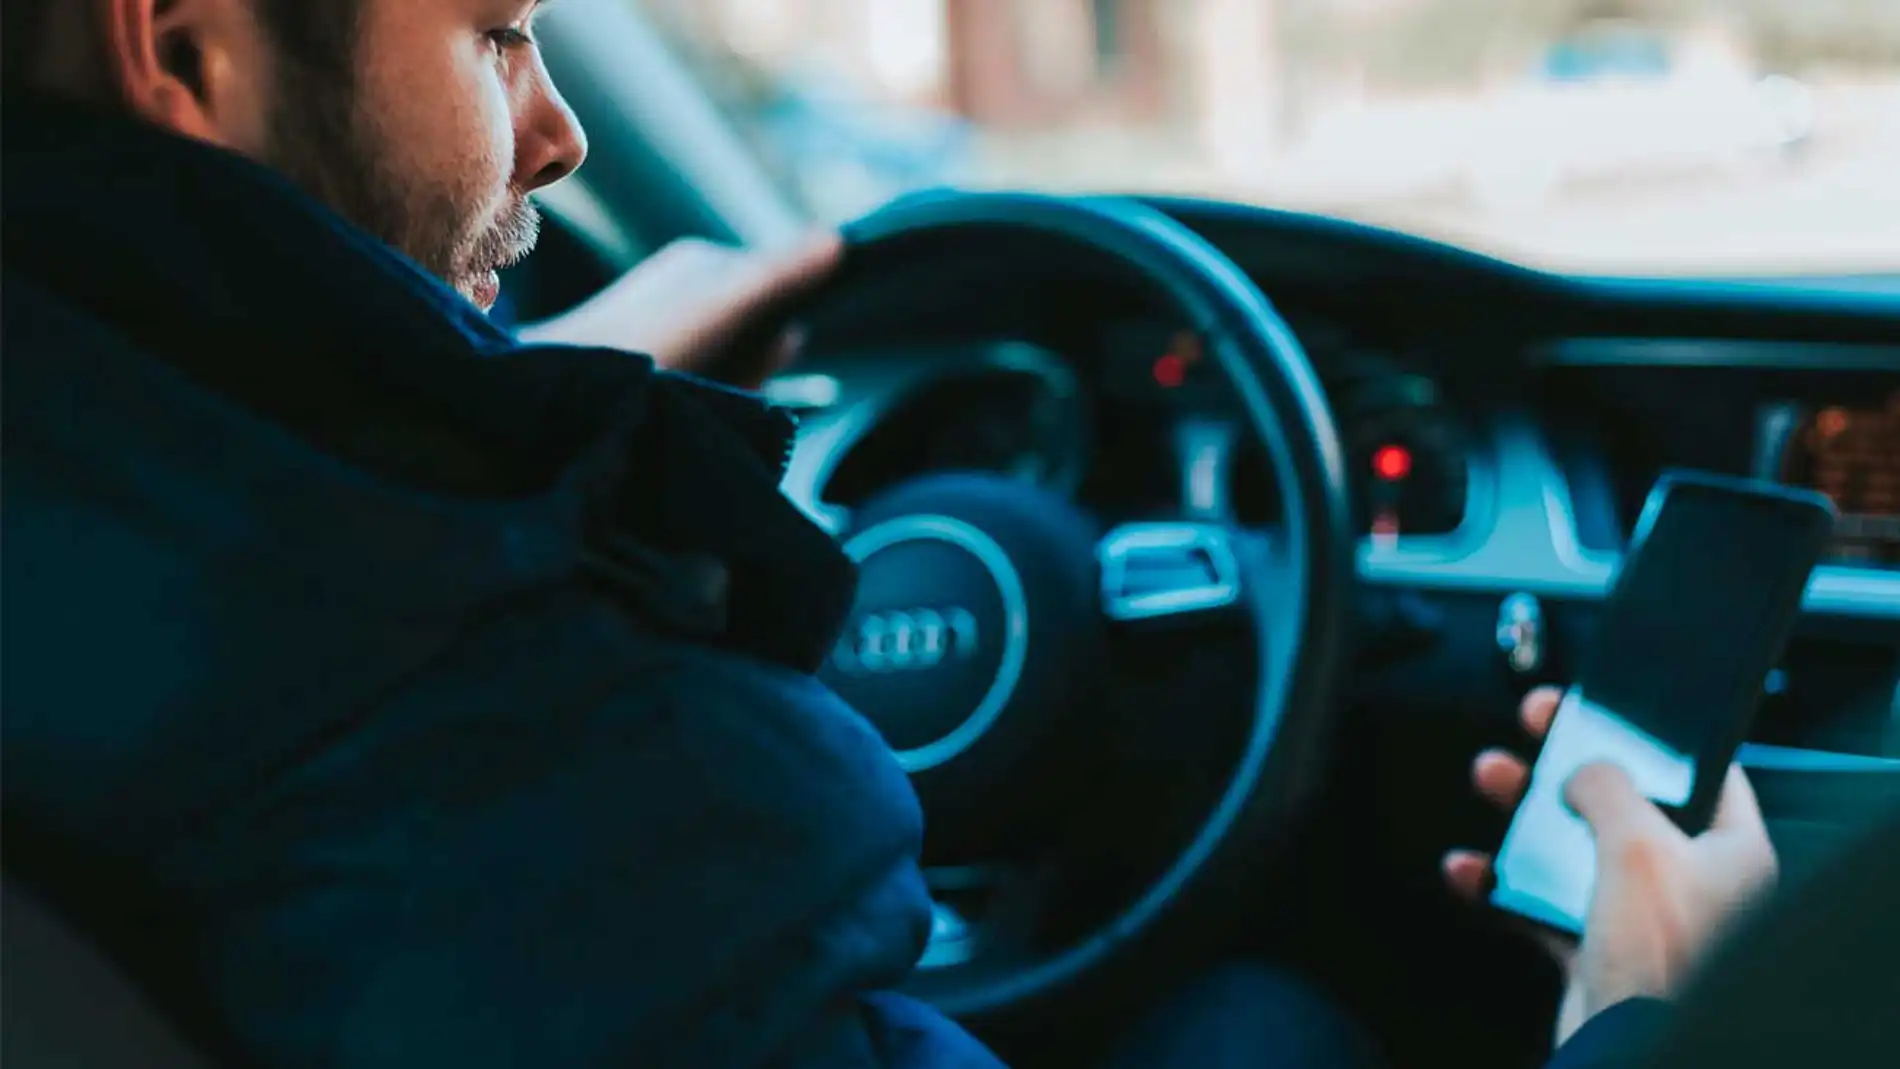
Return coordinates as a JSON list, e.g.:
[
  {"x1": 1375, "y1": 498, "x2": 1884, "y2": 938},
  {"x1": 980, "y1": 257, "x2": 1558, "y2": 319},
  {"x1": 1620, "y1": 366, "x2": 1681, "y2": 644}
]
[{"x1": 795, "y1": 193, "x2": 1355, "y2": 1028}]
